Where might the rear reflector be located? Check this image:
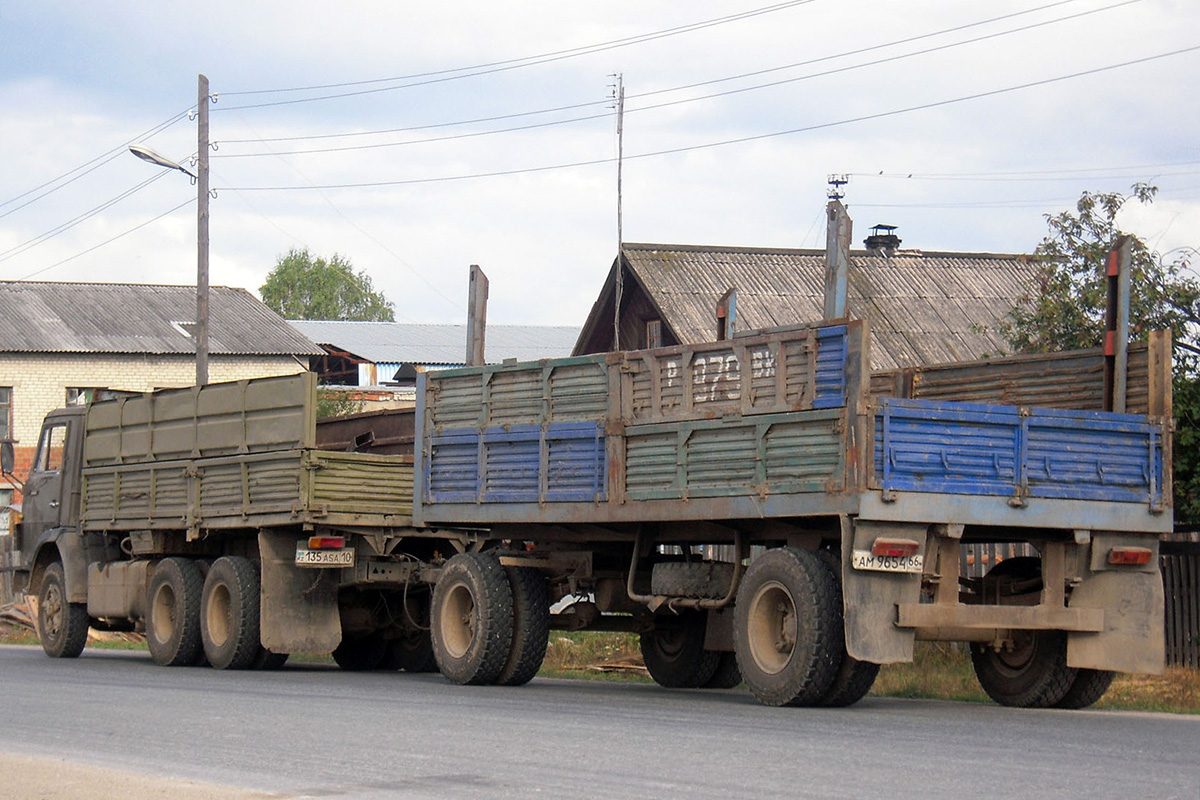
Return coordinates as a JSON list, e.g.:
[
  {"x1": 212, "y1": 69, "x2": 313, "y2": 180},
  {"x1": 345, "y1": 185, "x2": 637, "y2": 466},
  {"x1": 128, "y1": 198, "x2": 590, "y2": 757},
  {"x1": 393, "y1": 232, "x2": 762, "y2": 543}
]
[
  {"x1": 1107, "y1": 546, "x2": 1153, "y2": 566},
  {"x1": 871, "y1": 538, "x2": 920, "y2": 558},
  {"x1": 308, "y1": 536, "x2": 346, "y2": 550}
]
